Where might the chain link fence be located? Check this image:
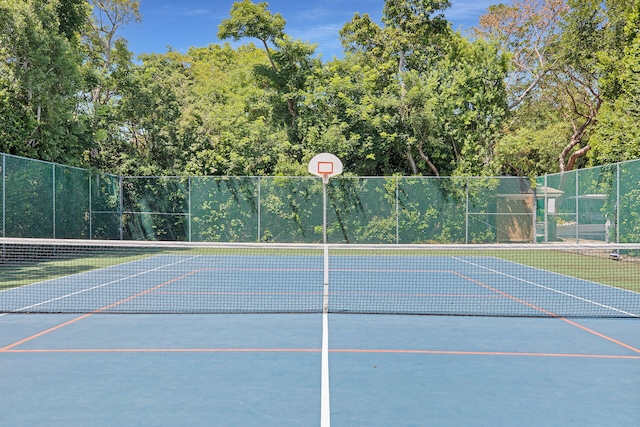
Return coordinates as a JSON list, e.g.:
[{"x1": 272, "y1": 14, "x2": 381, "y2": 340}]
[
  {"x1": 536, "y1": 159, "x2": 640, "y2": 243},
  {"x1": 2, "y1": 152, "x2": 638, "y2": 243}
]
